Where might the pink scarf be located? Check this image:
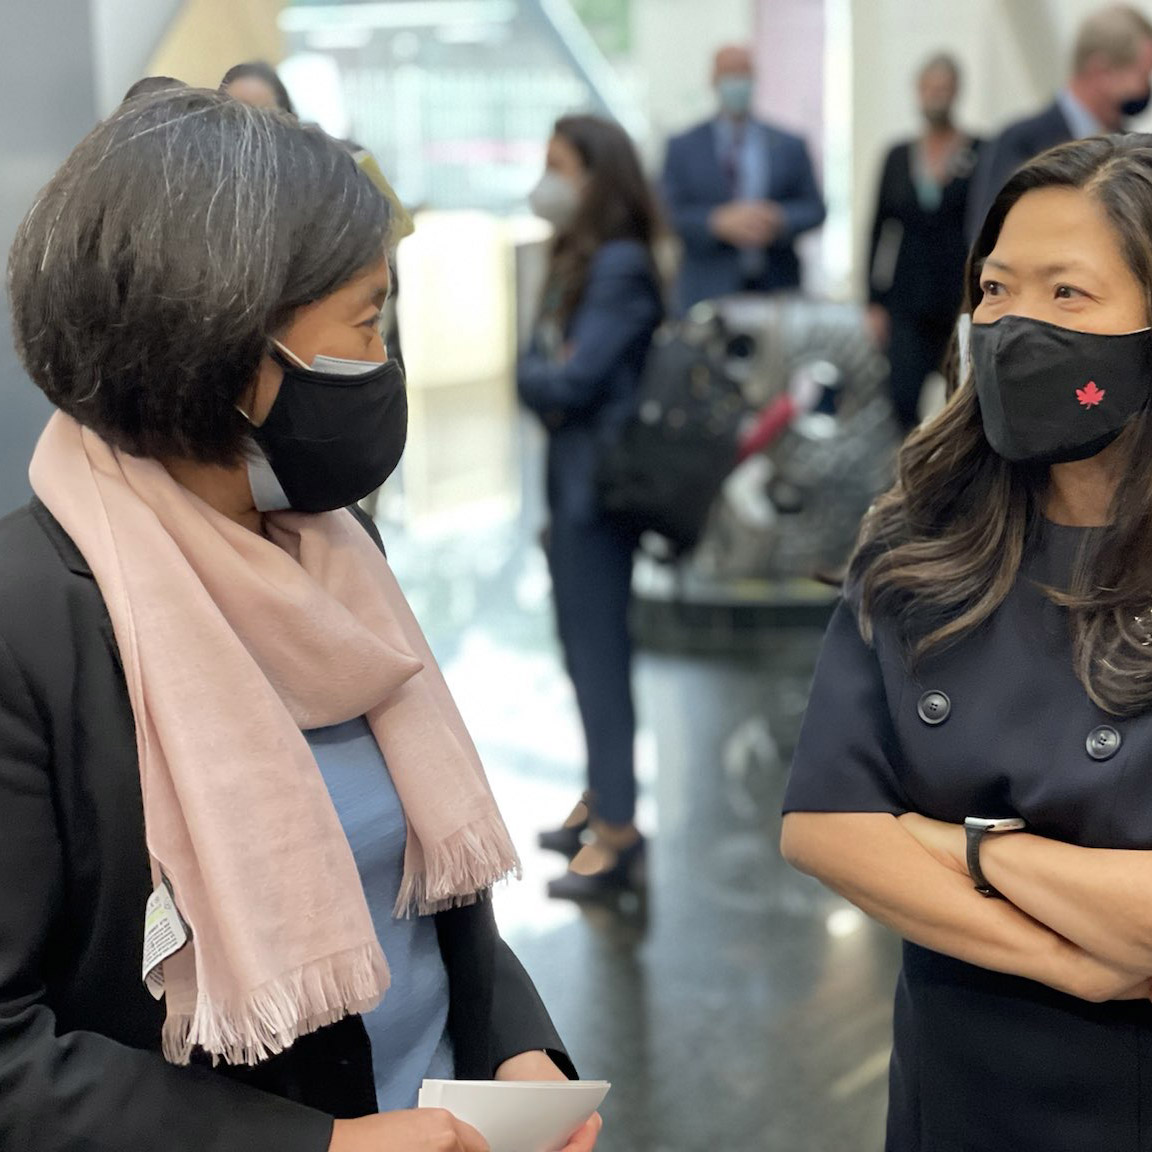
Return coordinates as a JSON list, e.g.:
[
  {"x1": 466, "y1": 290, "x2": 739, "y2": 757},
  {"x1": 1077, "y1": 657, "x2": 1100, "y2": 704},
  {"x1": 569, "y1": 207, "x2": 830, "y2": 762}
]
[{"x1": 29, "y1": 413, "x2": 520, "y2": 1066}]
